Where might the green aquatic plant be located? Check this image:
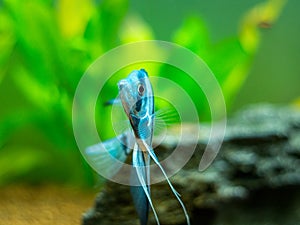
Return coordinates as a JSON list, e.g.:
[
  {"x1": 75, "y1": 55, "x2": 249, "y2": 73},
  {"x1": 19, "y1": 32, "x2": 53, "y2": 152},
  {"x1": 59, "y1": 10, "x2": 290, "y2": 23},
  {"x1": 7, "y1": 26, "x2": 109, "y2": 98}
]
[
  {"x1": 0, "y1": 0, "x2": 286, "y2": 186},
  {"x1": 170, "y1": 0, "x2": 286, "y2": 119}
]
